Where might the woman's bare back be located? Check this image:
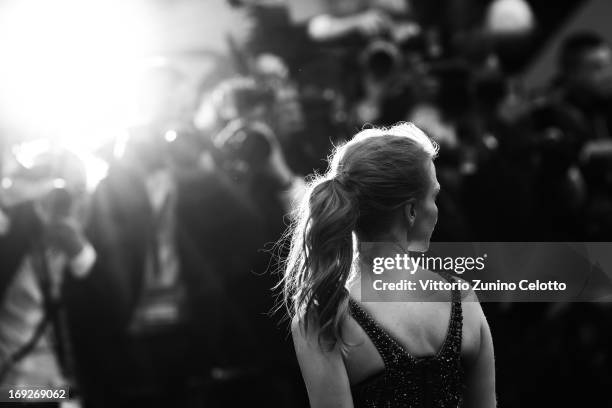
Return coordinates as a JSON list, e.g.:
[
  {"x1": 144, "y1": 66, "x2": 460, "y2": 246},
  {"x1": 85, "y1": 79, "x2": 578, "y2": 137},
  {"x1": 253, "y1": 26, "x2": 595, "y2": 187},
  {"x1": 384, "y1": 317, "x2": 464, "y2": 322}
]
[{"x1": 343, "y1": 272, "x2": 484, "y2": 387}]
